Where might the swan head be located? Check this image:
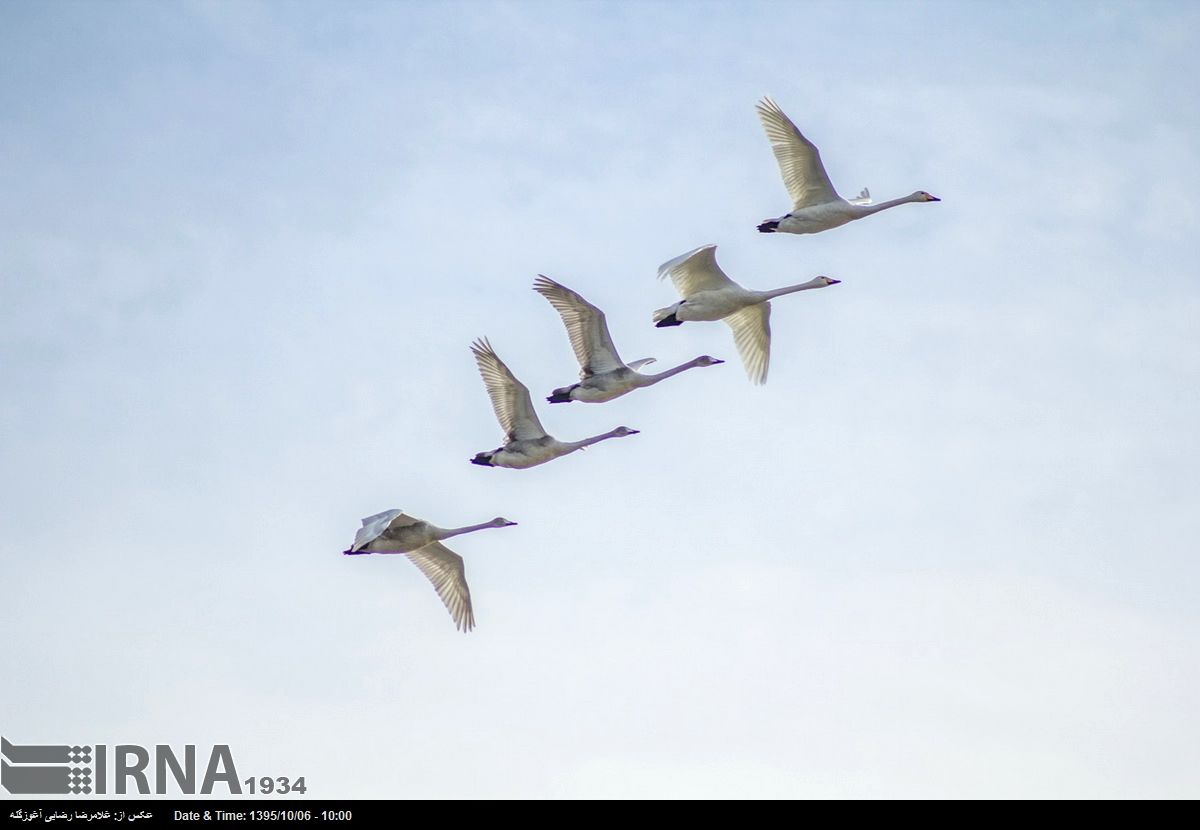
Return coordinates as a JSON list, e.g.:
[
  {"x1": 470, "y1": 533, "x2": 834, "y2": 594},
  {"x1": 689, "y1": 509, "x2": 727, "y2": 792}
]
[
  {"x1": 813, "y1": 275, "x2": 841, "y2": 287},
  {"x1": 915, "y1": 191, "x2": 941, "y2": 202},
  {"x1": 611, "y1": 426, "x2": 640, "y2": 437},
  {"x1": 490, "y1": 517, "x2": 518, "y2": 528},
  {"x1": 694, "y1": 355, "x2": 725, "y2": 367}
]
